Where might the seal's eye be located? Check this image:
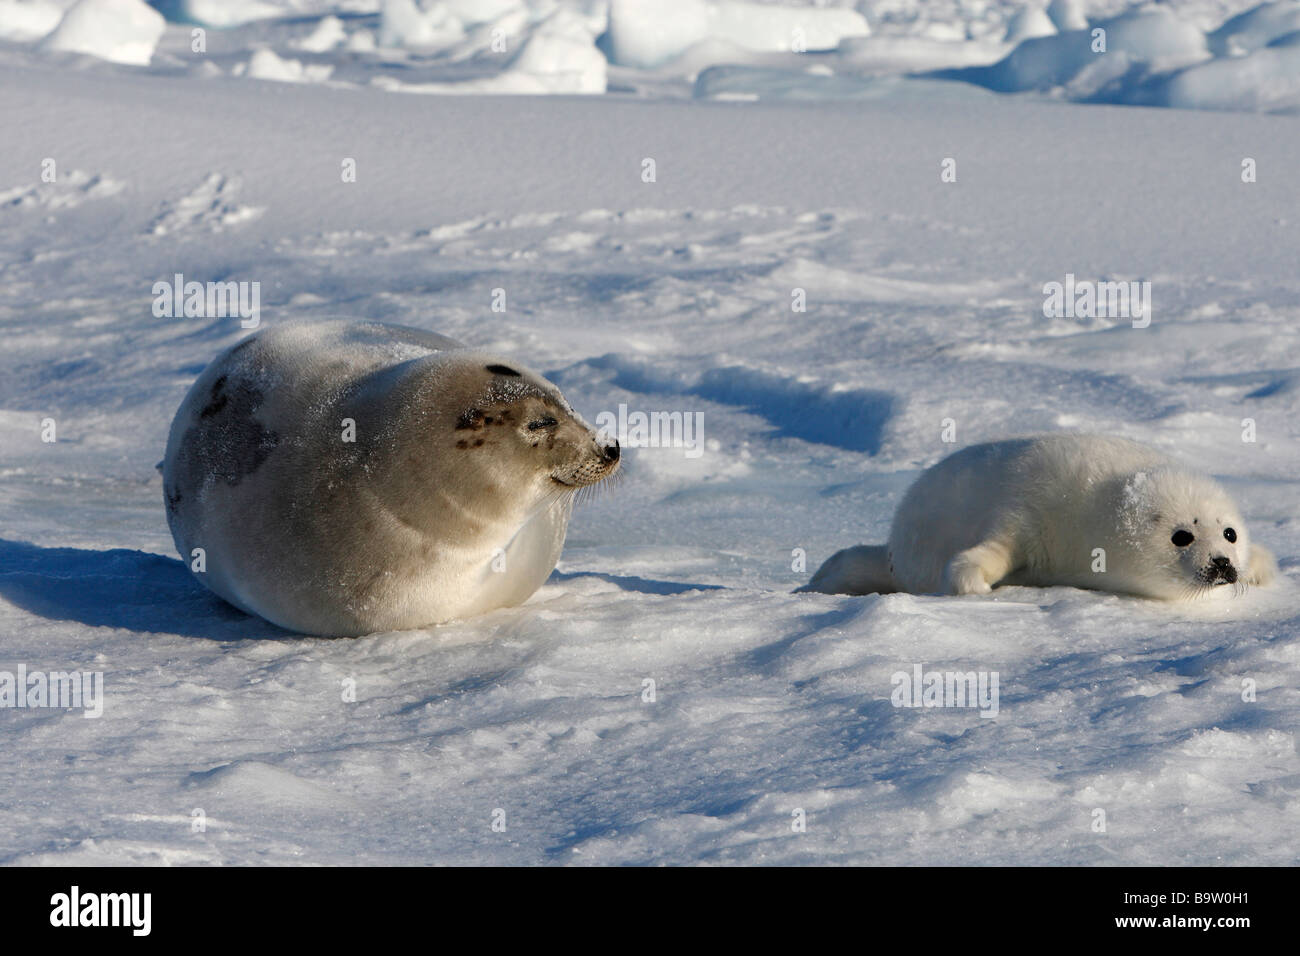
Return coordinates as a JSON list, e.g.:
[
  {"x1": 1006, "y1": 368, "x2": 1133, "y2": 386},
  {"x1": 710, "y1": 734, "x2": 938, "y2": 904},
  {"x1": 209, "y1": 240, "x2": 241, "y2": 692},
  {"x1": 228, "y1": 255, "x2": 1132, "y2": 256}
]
[
  {"x1": 527, "y1": 416, "x2": 558, "y2": 431},
  {"x1": 1223, "y1": 527, "x2": 1237, "y2": 543},
  {"x1": 1171, "y1": 530, "x2": 1194, "y2": 547}
]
